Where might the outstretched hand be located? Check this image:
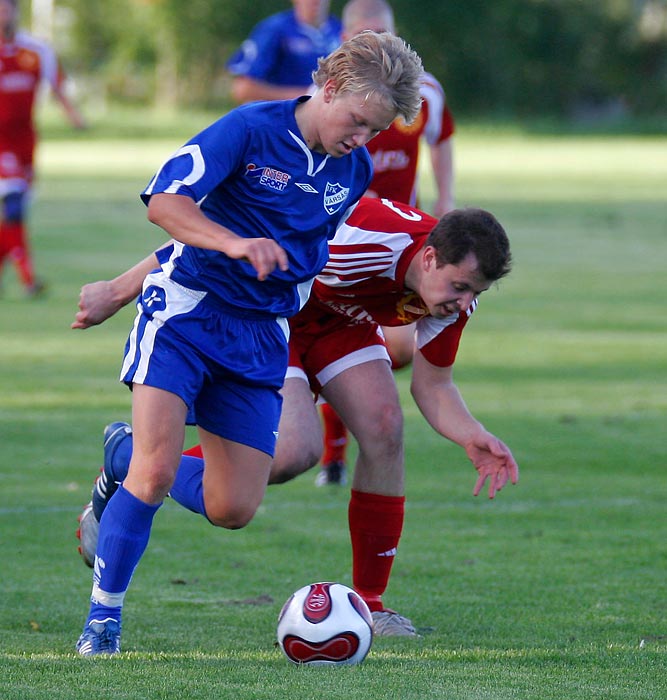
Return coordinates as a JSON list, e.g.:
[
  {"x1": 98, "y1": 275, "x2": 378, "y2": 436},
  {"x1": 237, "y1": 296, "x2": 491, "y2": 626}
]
[
  {"x1": 71, "y1": 280, "x2": 124, "y2": 329},
  {"x1": 465, "y1": 432, "x2": 519, "y2": 499}
]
